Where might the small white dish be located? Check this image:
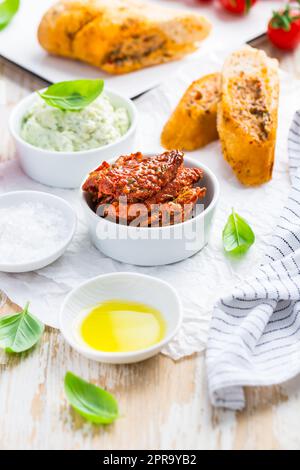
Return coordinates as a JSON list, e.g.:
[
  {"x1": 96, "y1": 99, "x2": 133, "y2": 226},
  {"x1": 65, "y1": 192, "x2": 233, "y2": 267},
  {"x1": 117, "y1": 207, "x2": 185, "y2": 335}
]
[
  {"x1": 0, "y1": 191, "x2": 76, "y2": 273},
  {"x1": 59, "y1": 272, "x2": 182, "y2": 364},
  {"x1": 9, "y1": 88, "x2": 138, "y2": 189},
  {"x1": 81, "y1": 156, "x2": 220, "y2": 266}
]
